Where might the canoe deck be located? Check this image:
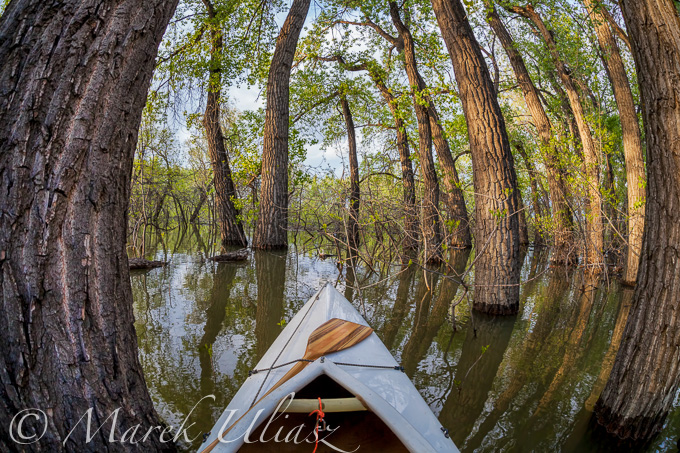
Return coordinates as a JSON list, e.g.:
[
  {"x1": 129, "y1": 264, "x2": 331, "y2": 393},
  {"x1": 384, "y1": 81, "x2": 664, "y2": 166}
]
[
  {"x1": 199, "y1": 283, "x2": 458, "y2": 452},
  {"x1": 240, "y1": 375, "x2": 409, "y2": 452}
]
